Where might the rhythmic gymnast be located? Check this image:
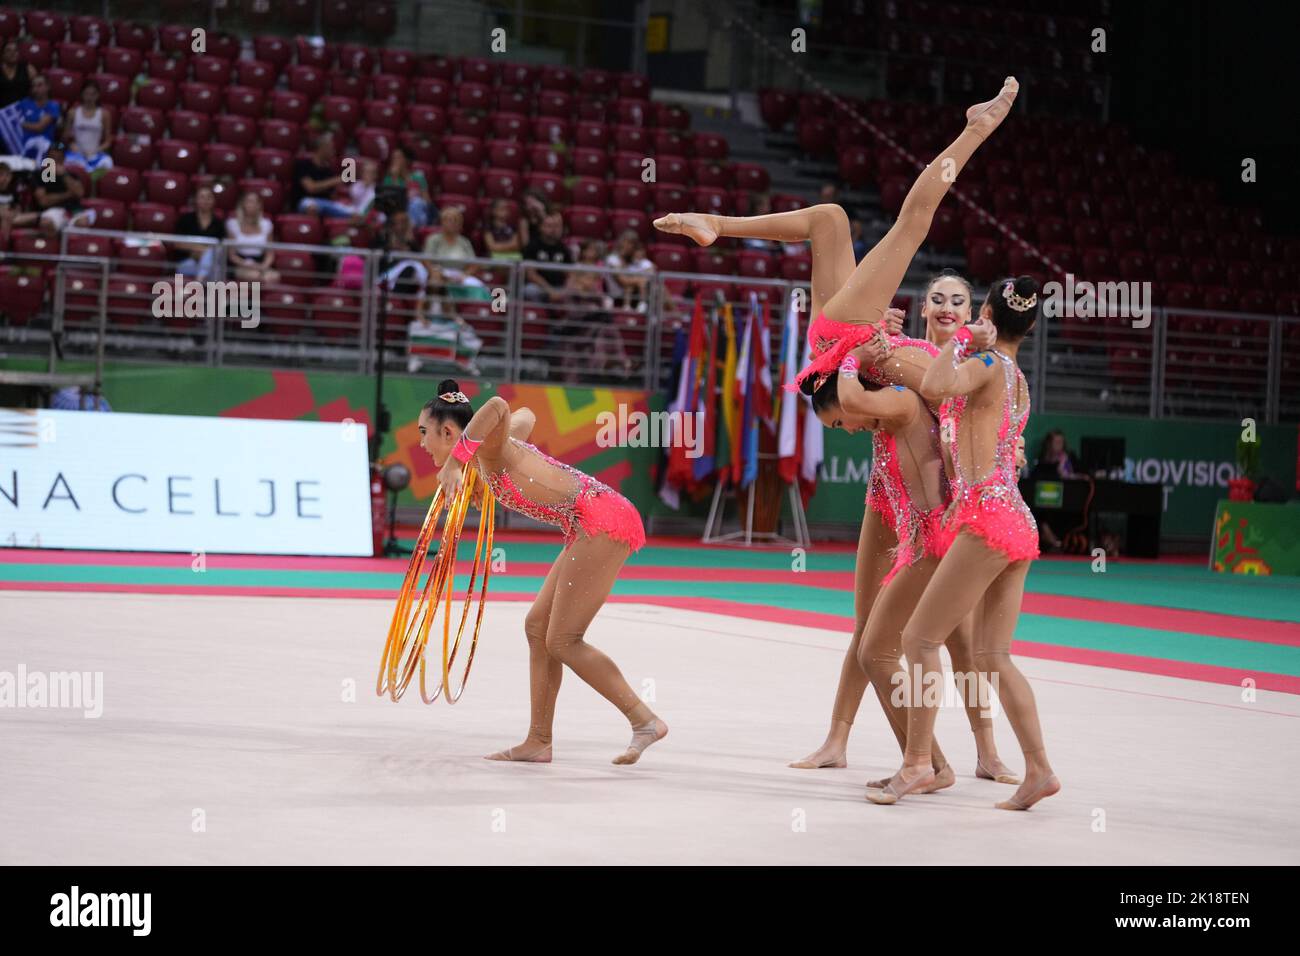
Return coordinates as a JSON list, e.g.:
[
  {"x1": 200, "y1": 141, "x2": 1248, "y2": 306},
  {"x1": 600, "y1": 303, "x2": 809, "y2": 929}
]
[
  {"x1": 418, "y1": 380, "x2": 667, "y2": 765},
  {"x1": 867, "y1": 276, "x2": 1060, "y2": 809},
  {"x1": 655, "y1": 78, "x2": 1021, "y2": 786}
]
